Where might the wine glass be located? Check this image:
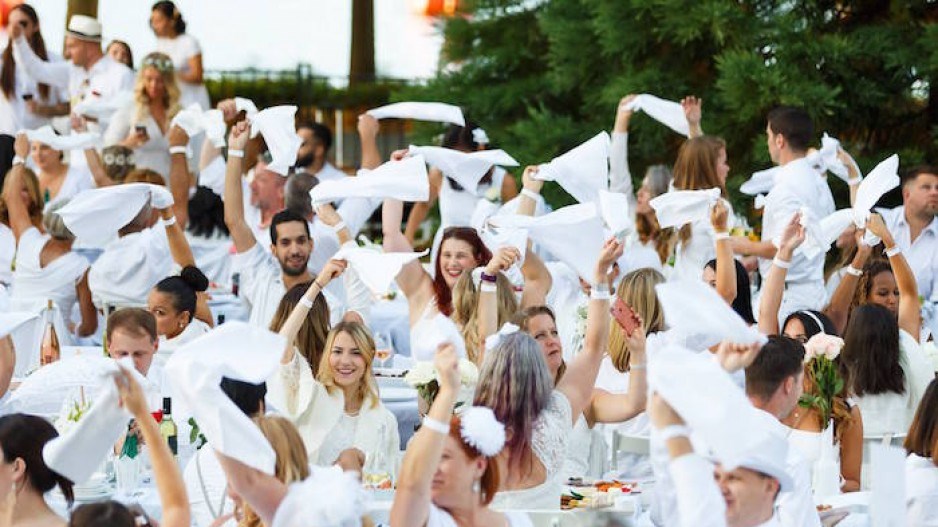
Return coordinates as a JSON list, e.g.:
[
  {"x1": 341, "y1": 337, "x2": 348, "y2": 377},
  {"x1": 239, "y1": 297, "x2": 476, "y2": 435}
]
[{"x1": 373, "y1": 331, "x2": 394, "y2": 369}]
